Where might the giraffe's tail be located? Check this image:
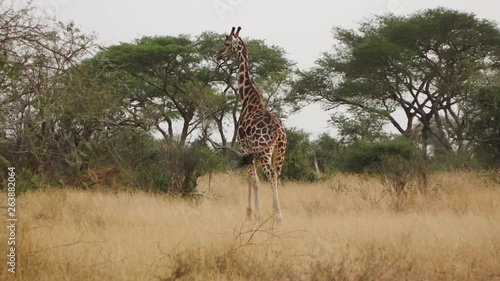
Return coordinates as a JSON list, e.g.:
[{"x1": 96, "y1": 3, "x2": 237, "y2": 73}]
[{"x1": 238, "y1": 153, "x2": 255, "y2": 167}]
